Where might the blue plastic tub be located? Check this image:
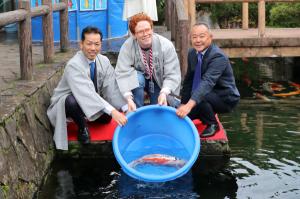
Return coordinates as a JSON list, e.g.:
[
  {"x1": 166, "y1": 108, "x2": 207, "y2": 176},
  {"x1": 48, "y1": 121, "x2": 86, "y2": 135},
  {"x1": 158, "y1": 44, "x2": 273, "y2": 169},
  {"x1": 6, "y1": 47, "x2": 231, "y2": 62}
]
[{"x1": 113, "y1": 105, "x2": 200, "y2": 182}]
